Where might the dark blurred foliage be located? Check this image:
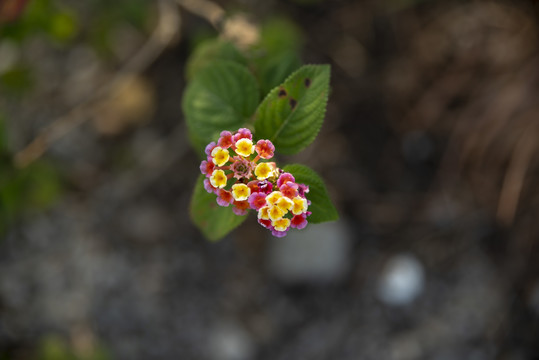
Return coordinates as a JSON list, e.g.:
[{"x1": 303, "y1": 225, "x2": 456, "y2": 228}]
[
  {"x1": 0, "y1": 0, "x2": 29, "y2": 23},
  {"x1": 1, "y1": 0, "x2": 539, "y2": 359}
]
